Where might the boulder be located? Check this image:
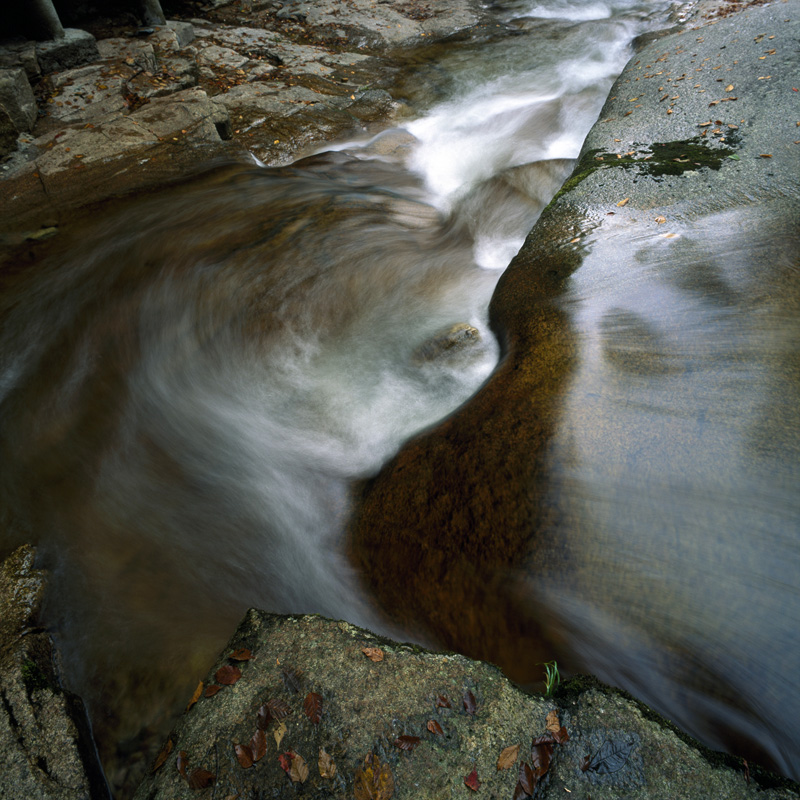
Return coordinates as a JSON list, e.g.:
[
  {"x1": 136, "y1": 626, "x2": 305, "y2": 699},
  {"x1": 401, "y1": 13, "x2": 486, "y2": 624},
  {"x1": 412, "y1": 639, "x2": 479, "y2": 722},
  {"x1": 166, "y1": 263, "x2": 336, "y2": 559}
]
[
  {"x1": 134, "y1": 611, "x2": 799, "y2": 799},
  {"x1": 35, "y1": 29, "x2": 99, "y2": 74},
  {"x1": 0, "y1": 546, "x2": 110, "y2": 800},
  {"x1": 0, "y1": 68, "x2": 37, "y2": 133}
]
